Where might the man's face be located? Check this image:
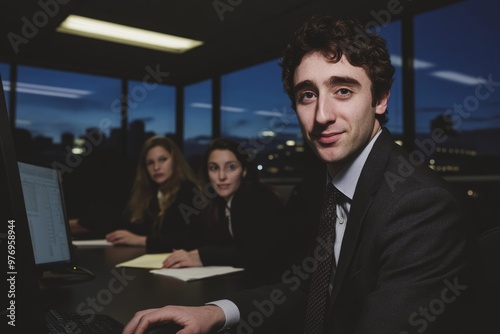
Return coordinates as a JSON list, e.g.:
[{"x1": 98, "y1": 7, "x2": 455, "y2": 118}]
[{"x1": 293, "y1": 52, "x2": 388, "y2": 173}]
